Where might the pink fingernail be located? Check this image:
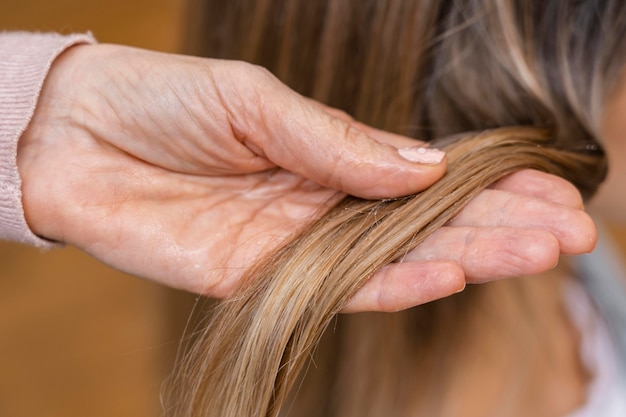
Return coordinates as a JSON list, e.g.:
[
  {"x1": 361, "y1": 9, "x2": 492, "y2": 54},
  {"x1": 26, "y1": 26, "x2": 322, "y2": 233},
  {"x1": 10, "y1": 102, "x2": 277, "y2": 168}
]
[{"x1": 398, "y1": 146, "x2": 445, "y2": 164}]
